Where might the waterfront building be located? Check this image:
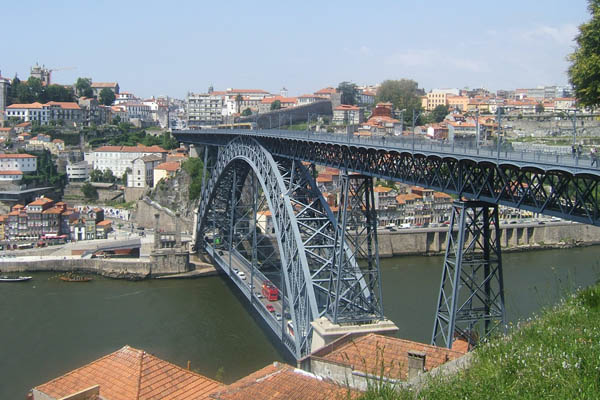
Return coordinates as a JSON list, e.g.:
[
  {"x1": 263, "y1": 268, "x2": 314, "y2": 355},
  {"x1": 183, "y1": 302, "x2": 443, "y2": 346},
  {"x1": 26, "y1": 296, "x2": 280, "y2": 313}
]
[
  {"x1": 29, "y1": 345, "x2": 223, "y2": 400},
  {"x1": 91, "y1": 144, "x2": 167, "y2": 177}
]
